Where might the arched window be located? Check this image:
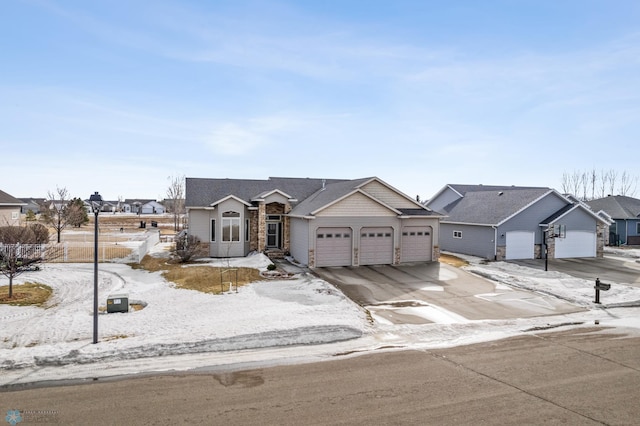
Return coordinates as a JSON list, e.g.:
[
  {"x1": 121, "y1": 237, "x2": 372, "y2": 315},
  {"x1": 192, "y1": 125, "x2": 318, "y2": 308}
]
[{"x1": 222, "y1": 211, "x2": 240, "y2": 242}]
